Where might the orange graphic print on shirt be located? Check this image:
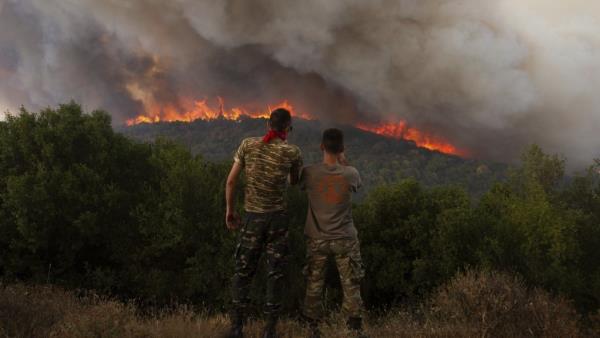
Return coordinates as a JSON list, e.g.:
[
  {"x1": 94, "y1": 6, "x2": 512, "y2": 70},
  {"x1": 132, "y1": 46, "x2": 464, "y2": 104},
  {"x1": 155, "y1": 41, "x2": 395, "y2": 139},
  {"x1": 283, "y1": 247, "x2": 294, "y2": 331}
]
[{"x1": 316, "y1": 175, "x2": 350, "y2": 205}]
